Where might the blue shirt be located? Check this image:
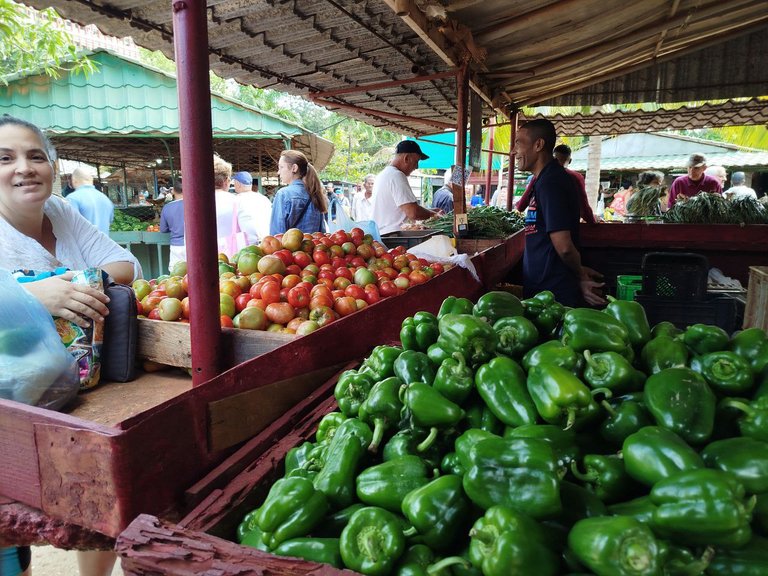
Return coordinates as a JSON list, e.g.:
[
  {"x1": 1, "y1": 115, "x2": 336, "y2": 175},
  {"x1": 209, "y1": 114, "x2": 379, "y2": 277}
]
[
  {"x1": 432, "y1": 185, "x2": 454, "y2": 213},
  {"x1": 470, "y1": 194, "x2": 485, "y2": 207},
  {"x1": 66, "y1": 185, "x2": 114, "y2": 234},
  {"x1": 160, "y1": 199, "x2": 185, "y2": 246},
  {"x1": 522, "y1": 159, "x2": 582, "y2": 307},
  {"x1": 269, "y1": 181, "x2": 325, "y2": 235}
]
